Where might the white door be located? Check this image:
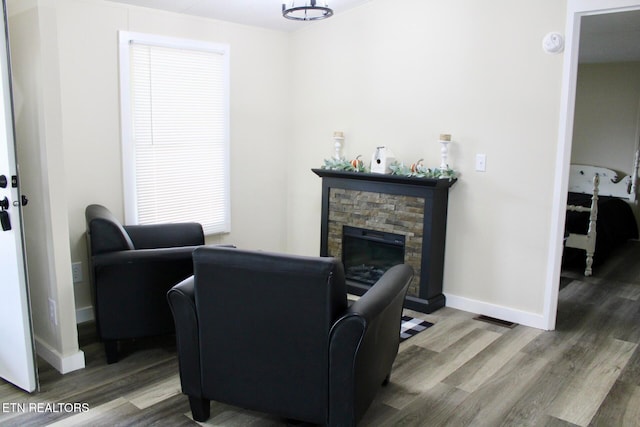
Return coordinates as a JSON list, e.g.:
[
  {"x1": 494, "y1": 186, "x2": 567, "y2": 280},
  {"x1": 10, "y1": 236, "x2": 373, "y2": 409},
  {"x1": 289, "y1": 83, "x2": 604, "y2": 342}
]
[{"x1": 0, "y1": 0, "x2": 37, "y2": 392}]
